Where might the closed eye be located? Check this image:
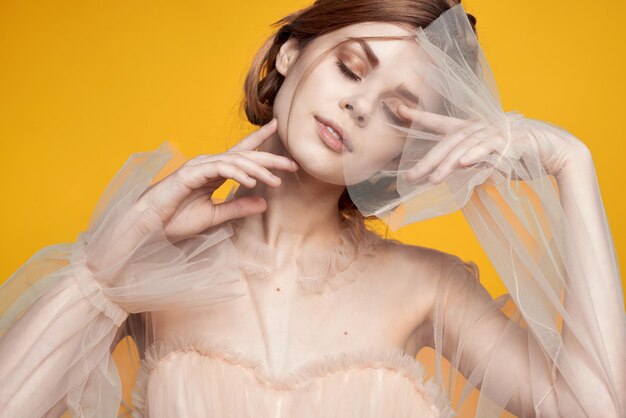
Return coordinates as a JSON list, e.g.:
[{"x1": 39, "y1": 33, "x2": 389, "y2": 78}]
[
  {"x1": 335, "y1": 60, "x2": 361, "y2": 82},
  {"x1": 383, "y1": 102, "x2": 410, "y2": 126},
  {"x1": 336, "y1": 58, "x2": 411, "y2": 126}
]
